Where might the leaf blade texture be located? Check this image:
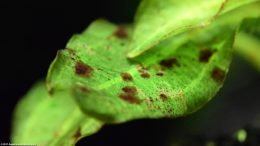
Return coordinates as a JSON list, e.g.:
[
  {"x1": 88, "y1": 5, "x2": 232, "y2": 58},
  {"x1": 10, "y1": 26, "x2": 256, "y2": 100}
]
[
  {"x1": 47, "y1": 20, "x2": 234, "y2": 123},
  {"x1": 11, "y1": 81, "x2": 103, "y2": 146},
  {"x1": 128, "y1": 0, "x2": 259, "y2": 58}
]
